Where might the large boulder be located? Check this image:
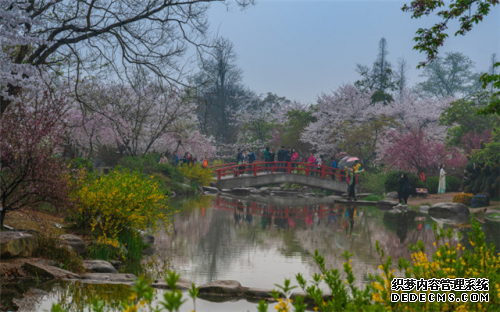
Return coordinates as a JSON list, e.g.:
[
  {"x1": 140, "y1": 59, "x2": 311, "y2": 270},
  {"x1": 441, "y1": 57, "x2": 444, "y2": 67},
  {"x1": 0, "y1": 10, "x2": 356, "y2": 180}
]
[
  {"x1": 429, "y1": 202, "x2": 470, "y2": 219},
  {"x1": 0, "y1": 232, "x2": 37, "y2": 258},
  {"x1": 58, "y1": 234, "x2": 87, "y2": 255},
  {"x1": 198, "y1": 280, "x2": 242, "y2": 296},
  {"x1": 83, "y1": 260, "x2": 118, "y2": 273}
]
